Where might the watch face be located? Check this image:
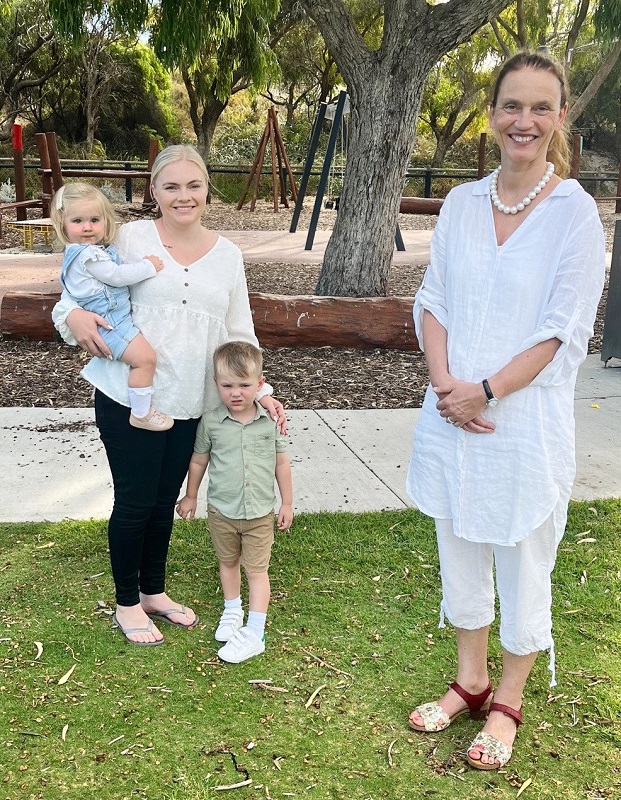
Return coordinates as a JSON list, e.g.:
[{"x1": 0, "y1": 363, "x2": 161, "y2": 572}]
[{"x1": 487, "y1": 397, "x2": 500, "y2": 408}]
